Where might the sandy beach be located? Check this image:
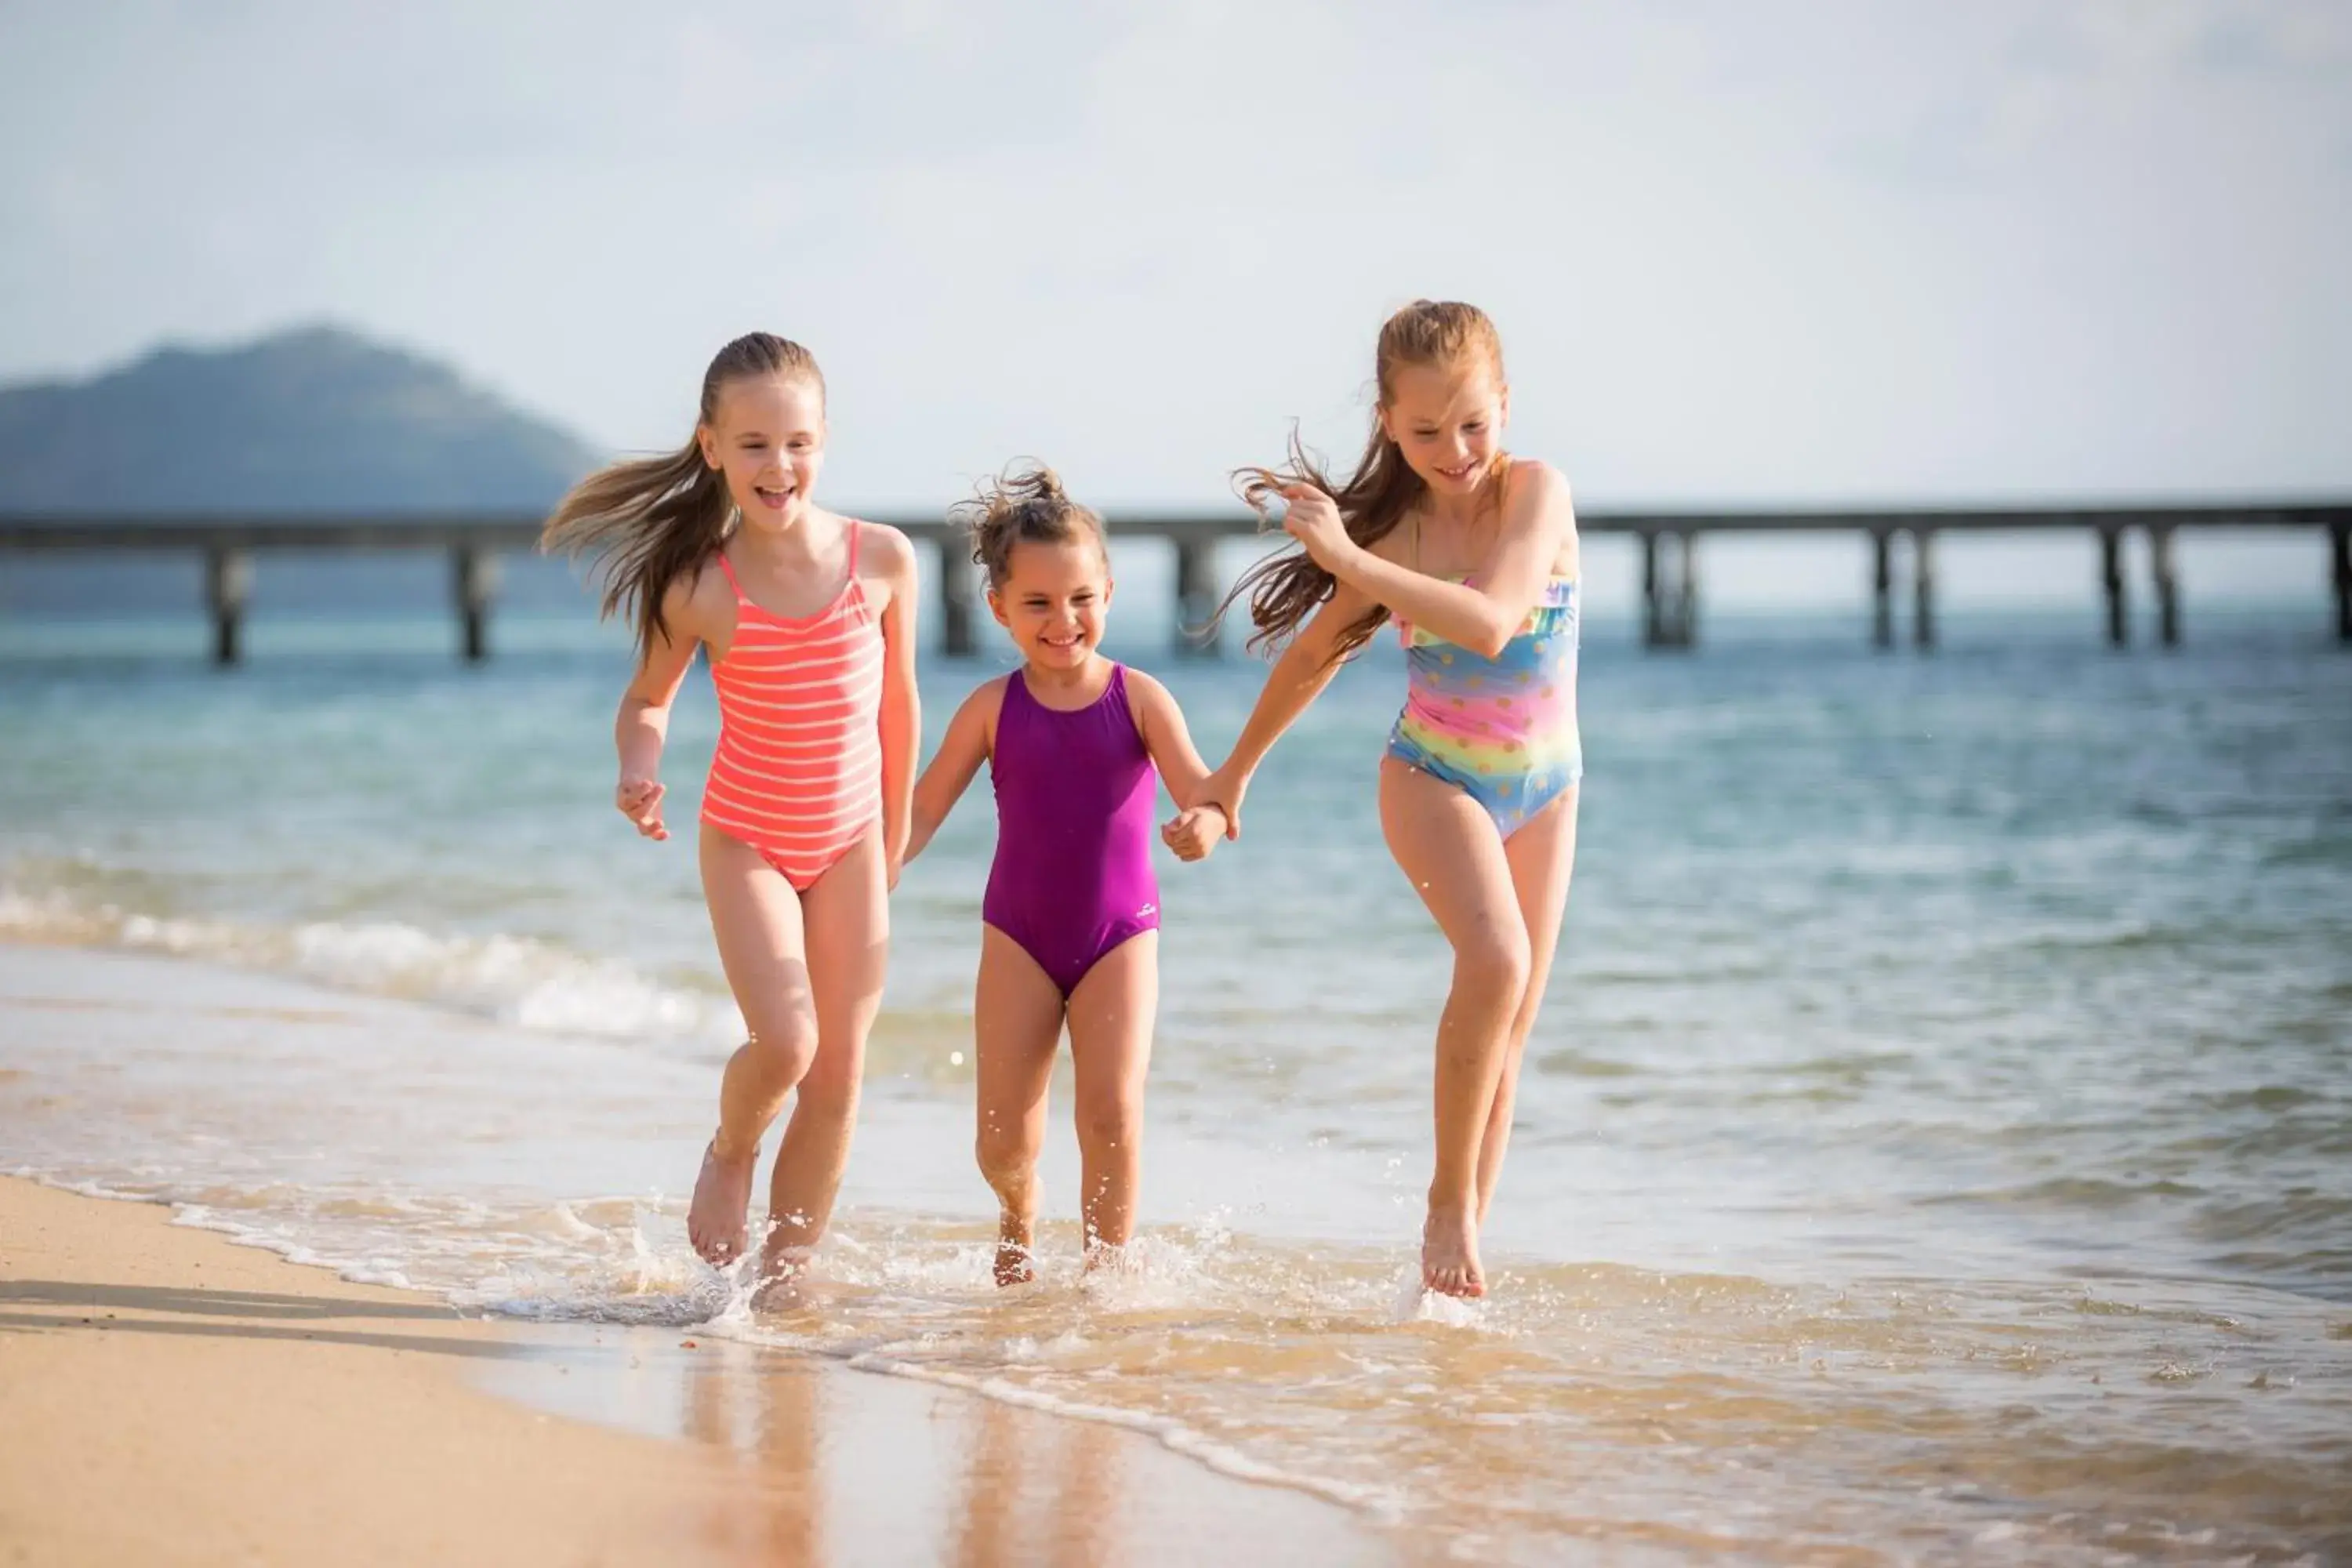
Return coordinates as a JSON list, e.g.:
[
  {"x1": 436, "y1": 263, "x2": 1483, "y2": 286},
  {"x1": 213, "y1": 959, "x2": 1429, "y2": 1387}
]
[{"x1": 0, "y1": 1174, "x2": 1389, "y2": 1566}]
